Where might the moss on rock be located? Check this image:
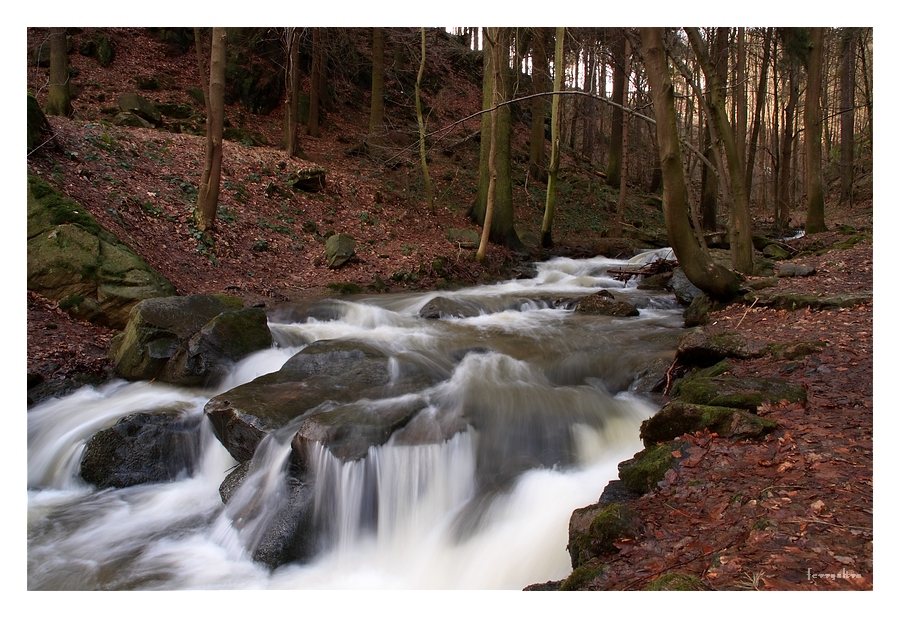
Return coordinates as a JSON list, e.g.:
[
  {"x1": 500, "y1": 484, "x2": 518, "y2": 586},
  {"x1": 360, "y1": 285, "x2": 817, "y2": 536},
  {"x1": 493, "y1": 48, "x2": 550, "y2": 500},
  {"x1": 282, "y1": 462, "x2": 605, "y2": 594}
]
[
  {"x1": 618, "y1": 443, "x2": 679, "y2": 494},
  {"x1": 645, "y1": 573, "x2": 706, "y2": 591},
  {"x1": 671, "y1": 374, "x2": 806, "y2": 411}
]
